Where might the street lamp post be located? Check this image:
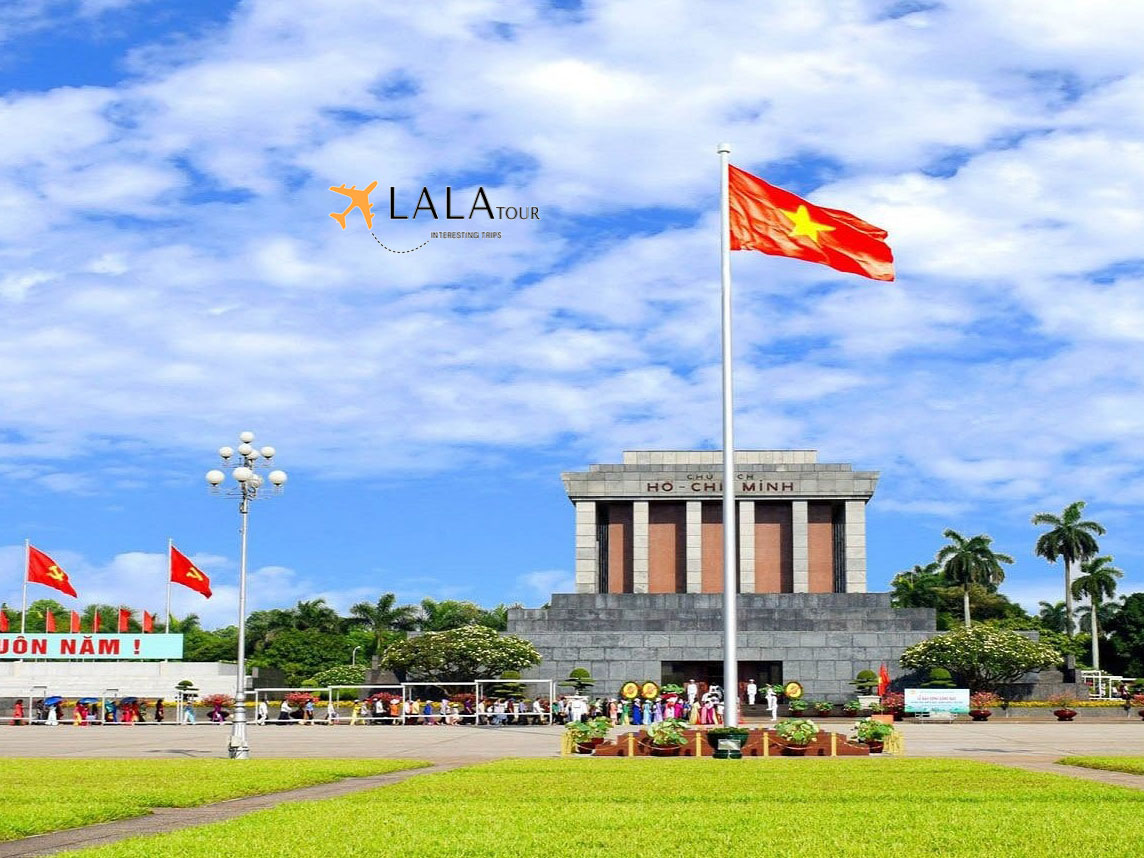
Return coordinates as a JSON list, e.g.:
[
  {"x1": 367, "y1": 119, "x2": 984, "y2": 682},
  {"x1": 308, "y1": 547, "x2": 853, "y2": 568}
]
[
  {"x1": 205, "y1": 431, "x2": 287, "y2": 759},
  {"x1": 351, "y1": 646, "x2": 362, "y2": 667}
]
